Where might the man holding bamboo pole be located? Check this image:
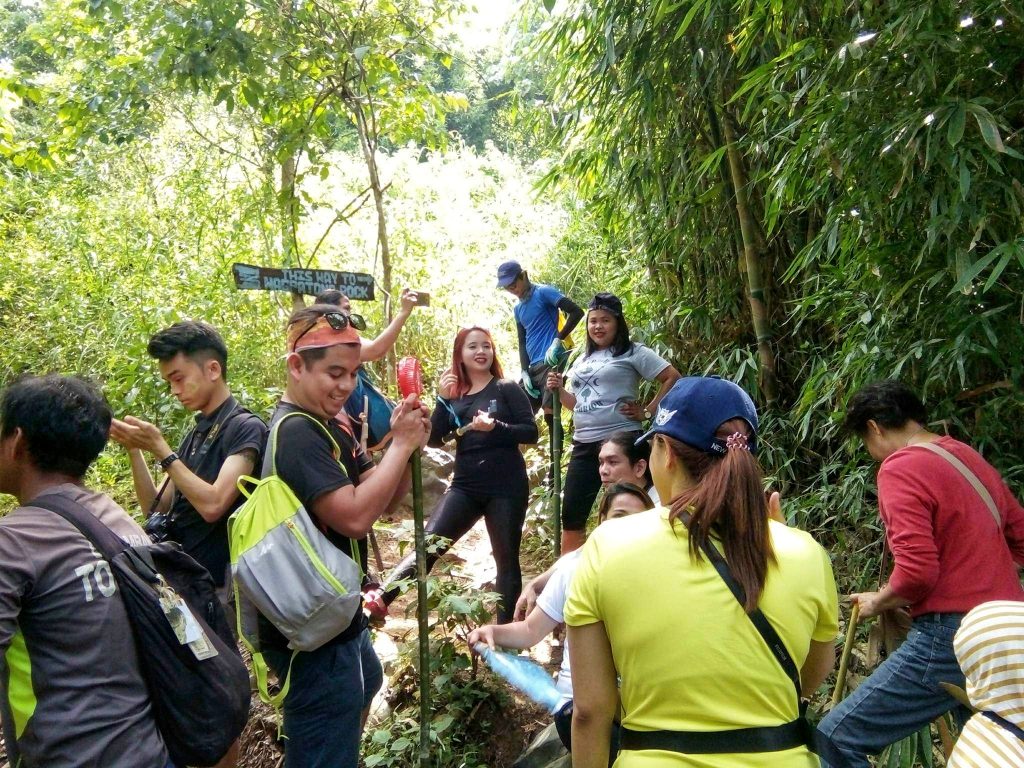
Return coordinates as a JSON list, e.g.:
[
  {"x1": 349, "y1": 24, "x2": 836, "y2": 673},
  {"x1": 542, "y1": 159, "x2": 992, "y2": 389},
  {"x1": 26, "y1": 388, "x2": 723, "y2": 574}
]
[
  {"x1": 258, "y1": 305, "x2": 429, "y2": 767},
  {"x1": 817, "y1": 380, "x2": 1024, "y2": 767}
]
